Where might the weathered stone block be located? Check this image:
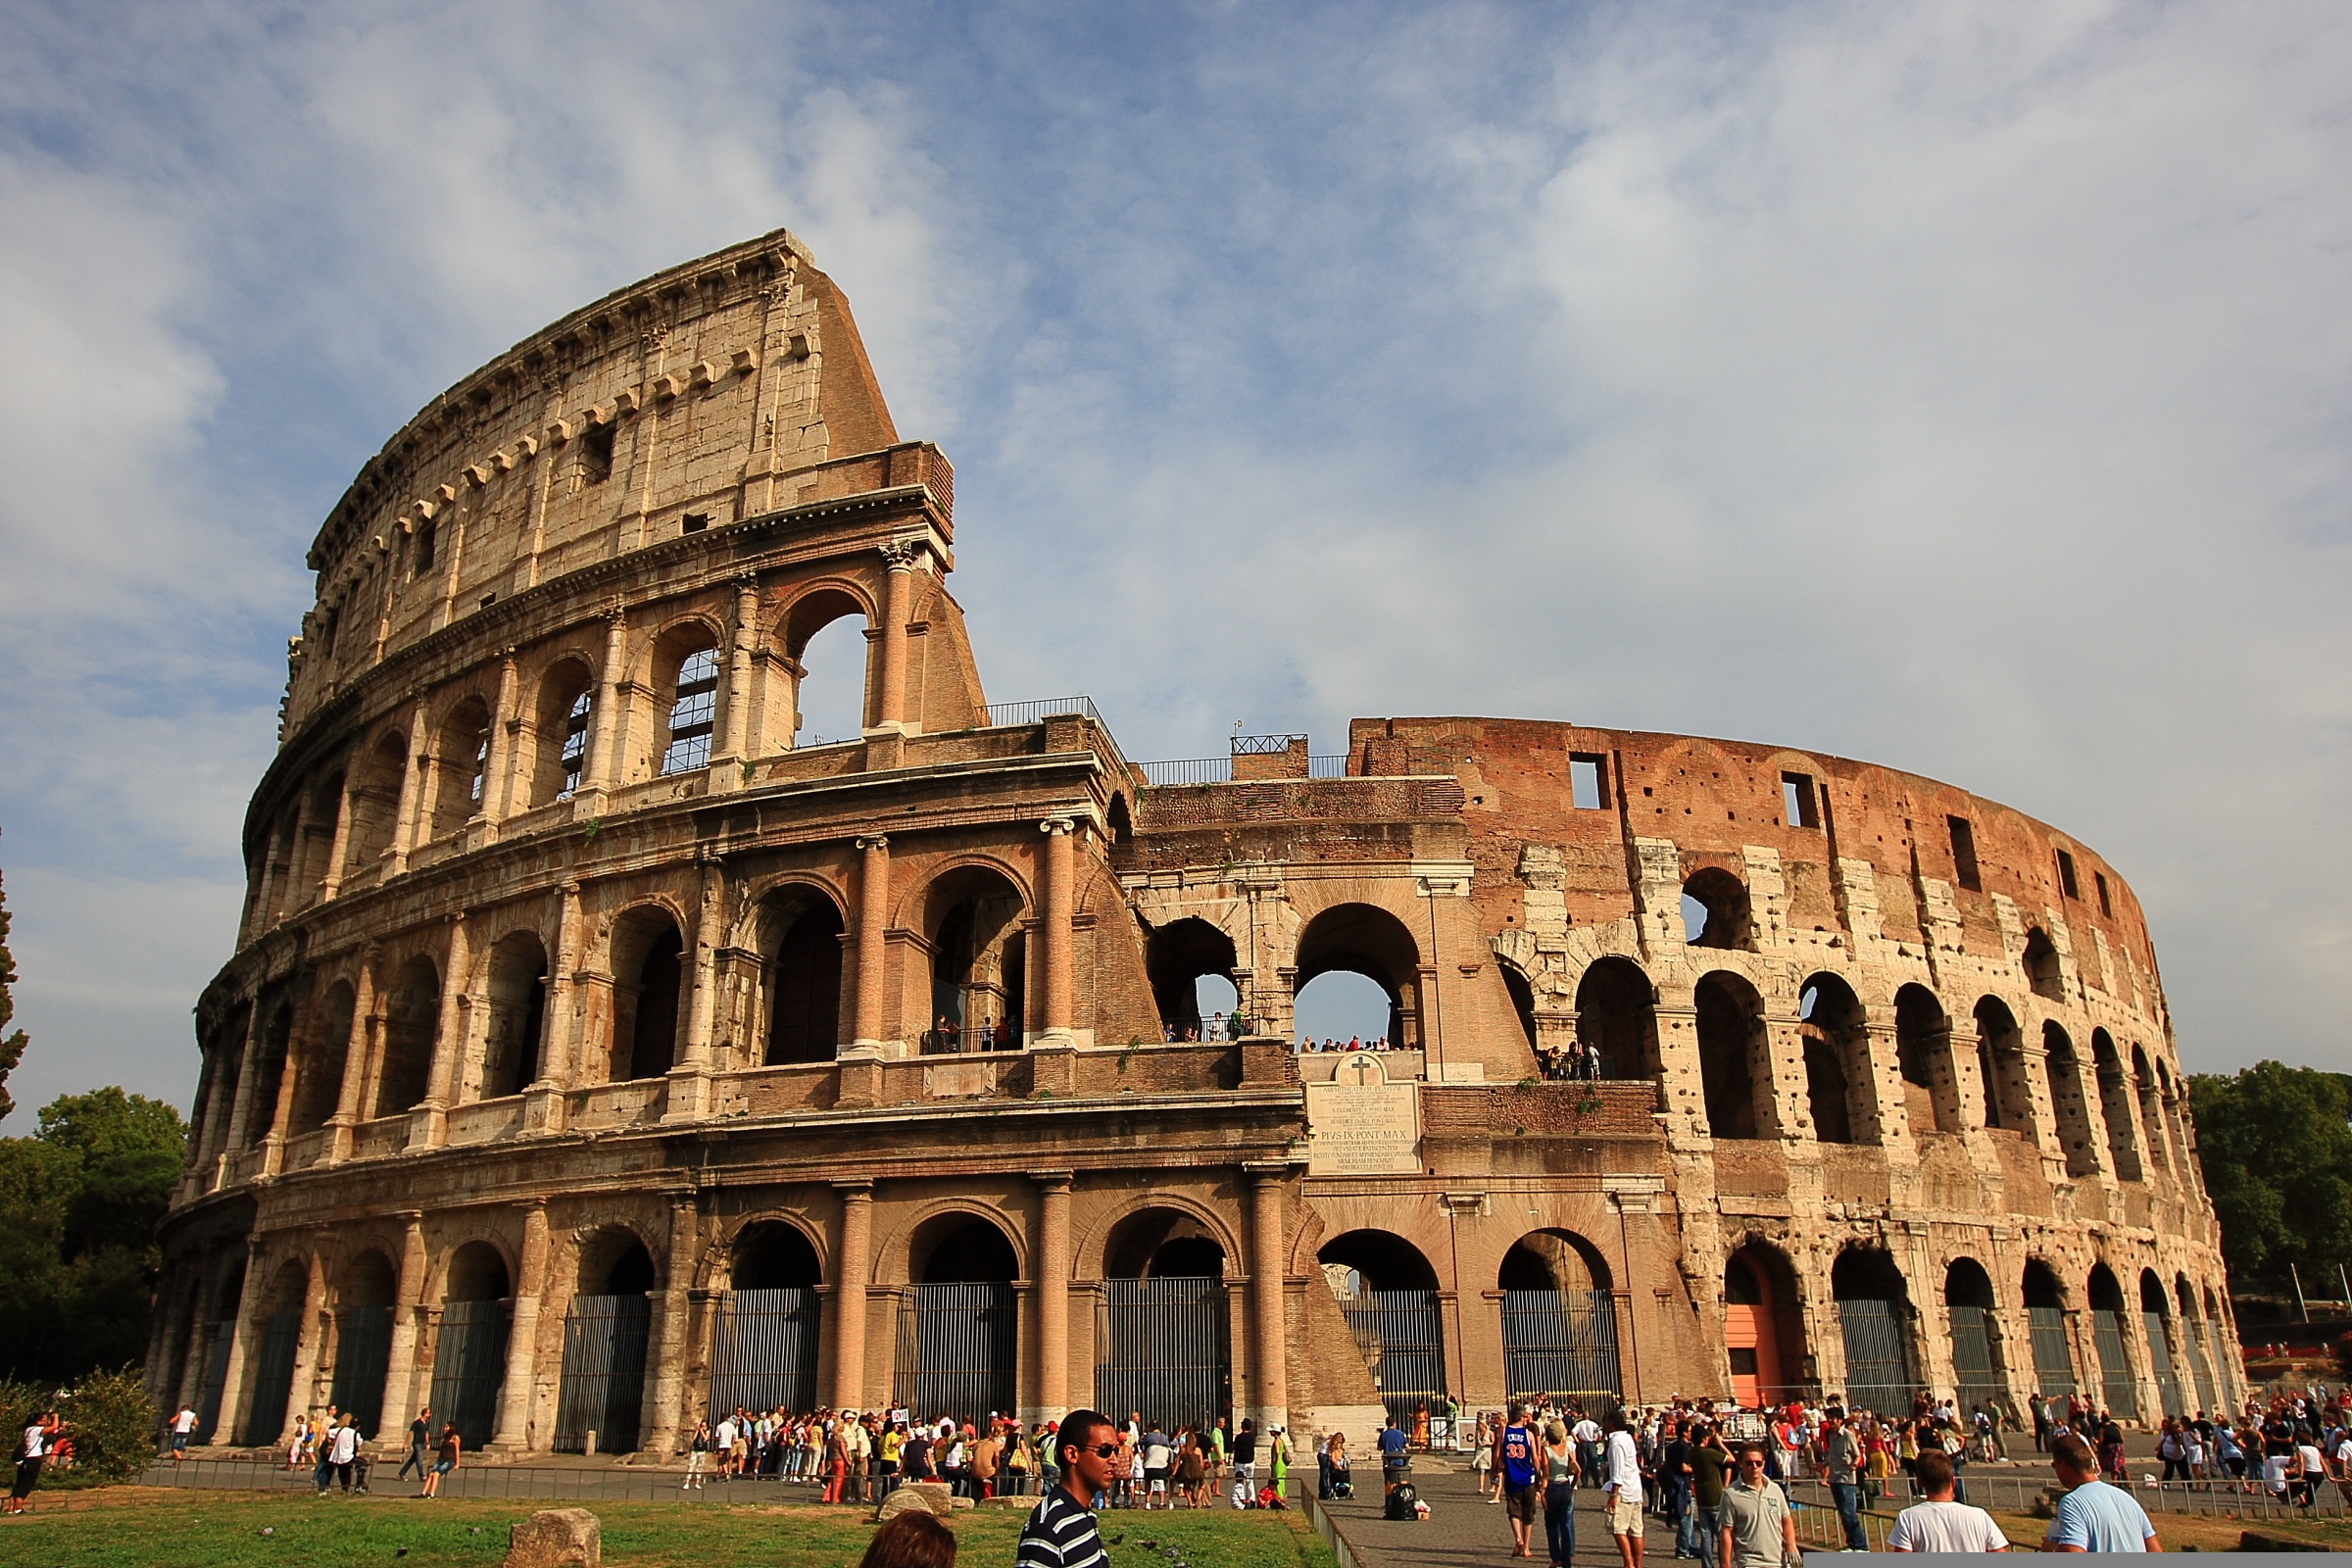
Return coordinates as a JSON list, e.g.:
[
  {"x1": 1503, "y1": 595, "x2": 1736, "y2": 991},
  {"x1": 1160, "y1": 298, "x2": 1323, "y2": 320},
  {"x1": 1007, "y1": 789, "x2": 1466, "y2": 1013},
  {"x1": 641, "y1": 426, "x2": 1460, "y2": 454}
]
[{"x1": 505, "y1": 1508, "x2": 599, "y2": 1568}]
